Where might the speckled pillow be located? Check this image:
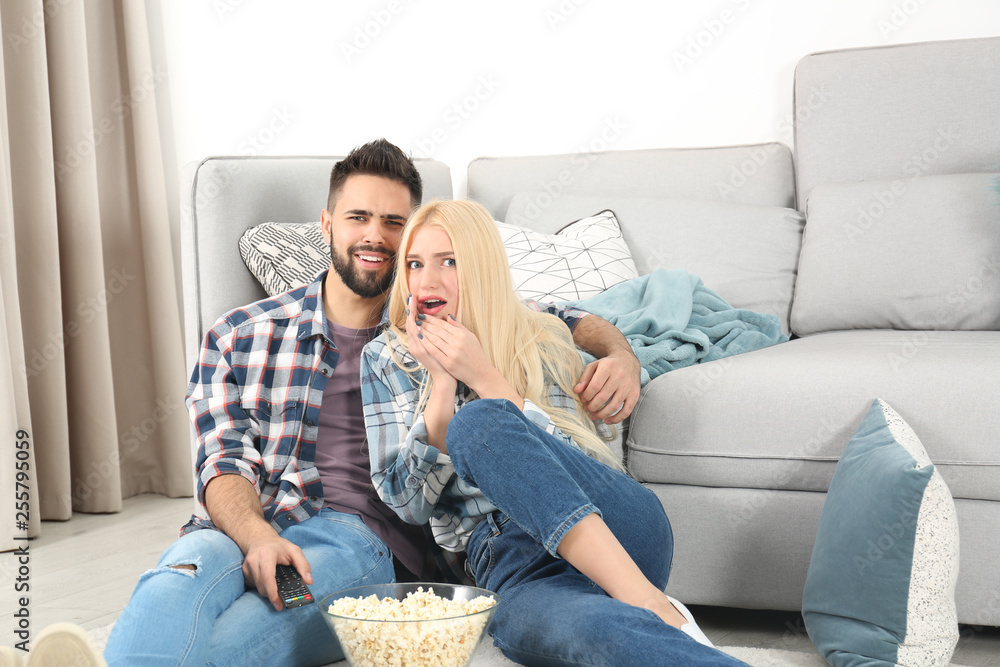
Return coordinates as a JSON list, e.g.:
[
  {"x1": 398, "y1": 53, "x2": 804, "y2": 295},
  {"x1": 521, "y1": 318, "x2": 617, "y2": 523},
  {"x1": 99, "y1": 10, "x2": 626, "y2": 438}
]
[{"x1": 802, "y1": 398, "x2": 960, "y2": 666}]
